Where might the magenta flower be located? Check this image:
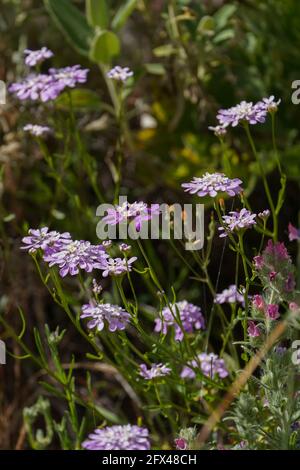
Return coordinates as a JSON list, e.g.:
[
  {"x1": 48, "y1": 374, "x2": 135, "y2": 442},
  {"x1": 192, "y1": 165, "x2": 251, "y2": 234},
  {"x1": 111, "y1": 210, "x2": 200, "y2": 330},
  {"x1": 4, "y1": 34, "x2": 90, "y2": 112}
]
[
  {"x1": 175, "y1": 438, "x2": 188, "y2": 450},
  {"x1": 253, "y1": 255, "x2": 264, "y2": 270},
  {"x1": 24, "y1": 48, "x2": 53, "y2": 67},
  {"x1": 247, "y1": 321, "x2": 260, "y2": 338},
  {"x1": 81, "y1": 302, "x2": 130, "y2": 332},
  {"x1": 288, "y1": 223, "x2": 300, "y2": 241},
  {"x1": 23, "y1": 124, "x2": 51, "y2": 137},
  {"x1": 21, "y1": 227, "x2": 71, "y2": 254},
  {"x1": 100, "y1": 256, "x2": 137, "y2": 277},
  {"x1": 219, "y1": 208, "x2": 256, "y2": 237},
  {"x1": 102, "y1": 201, "x2": 160, "y2": 232},
  {"x1": 264, "y1": 239, "x2": 290, "y2": 261},
  {"x1": 182, "y1": 172, "x2": 243, "y2": 198},
  {"x1": 215, "y1": 285, "x2": 245, "y2": 305},
  {"x1": 154, "y1": 300, "x2": 205, "y2": 342},
  {"x1": 82, "y1": 425, "x2": 150, "y2": 450},
  {"x1": 107, "y1": 66, "x2": 133, "y2": 82},
  {"x1": 139, "y1": 363, "x2": 171, "y2": 380},
  {"x1": 181, "y1": 353, "x2": 228, "y2": 380},
  {"x1": 266, "y1": 304, "x2": 280, "y2": 320}
]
